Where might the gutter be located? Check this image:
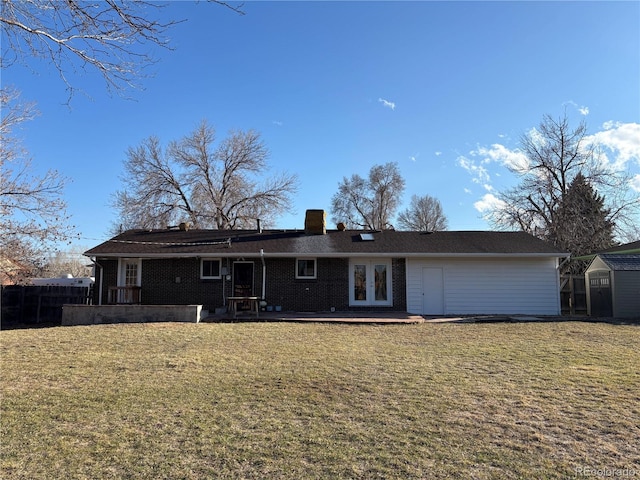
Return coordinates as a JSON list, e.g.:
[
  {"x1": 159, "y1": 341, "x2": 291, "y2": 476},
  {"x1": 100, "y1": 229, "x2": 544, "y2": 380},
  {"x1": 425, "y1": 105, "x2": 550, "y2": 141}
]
[{"x1": 88, "y1": 252, "x2": 569, "y2": 259}]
